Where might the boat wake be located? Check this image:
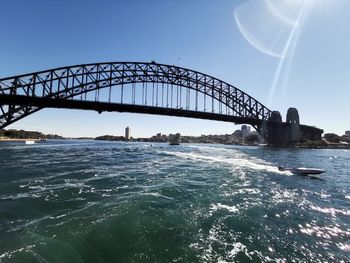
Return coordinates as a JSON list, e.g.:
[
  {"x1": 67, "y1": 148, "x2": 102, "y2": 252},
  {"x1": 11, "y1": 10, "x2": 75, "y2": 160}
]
[{"x1": 162, "y1": 148, "x2": 290, "y2": 175}]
